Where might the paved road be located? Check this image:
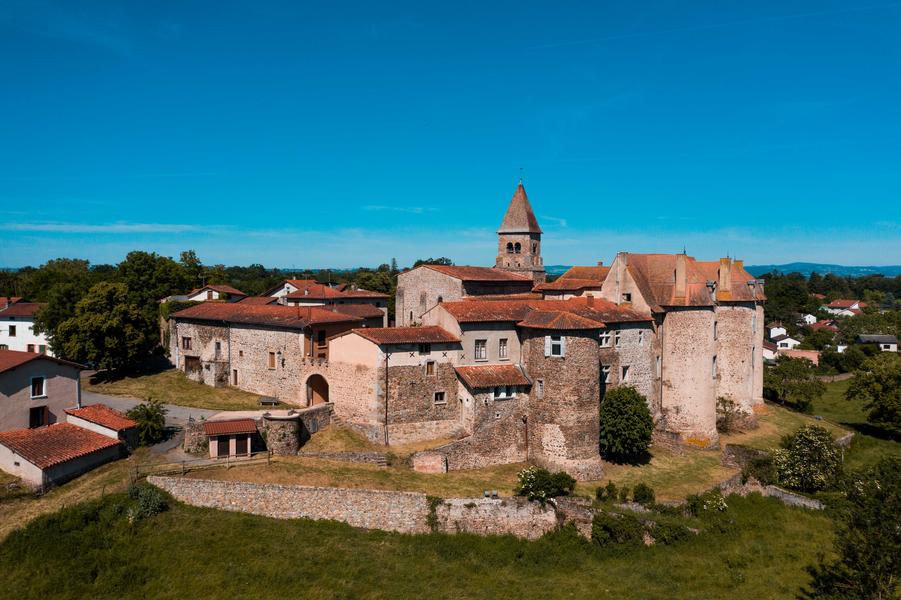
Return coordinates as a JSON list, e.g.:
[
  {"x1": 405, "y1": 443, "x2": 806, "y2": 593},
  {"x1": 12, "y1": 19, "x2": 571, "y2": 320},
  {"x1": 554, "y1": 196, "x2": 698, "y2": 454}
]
[{"x1": 80, "y1": 390, "x2": 218, "y2": 427}]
